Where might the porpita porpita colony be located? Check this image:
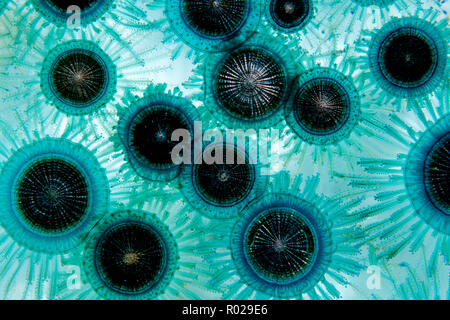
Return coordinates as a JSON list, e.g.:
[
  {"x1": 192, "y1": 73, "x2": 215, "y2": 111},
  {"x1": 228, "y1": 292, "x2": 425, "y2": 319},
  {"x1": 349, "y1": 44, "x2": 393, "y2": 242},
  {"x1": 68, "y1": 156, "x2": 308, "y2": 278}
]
[{"x1": 0, "y1": 0, "x2": 449, "y2": 300}]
